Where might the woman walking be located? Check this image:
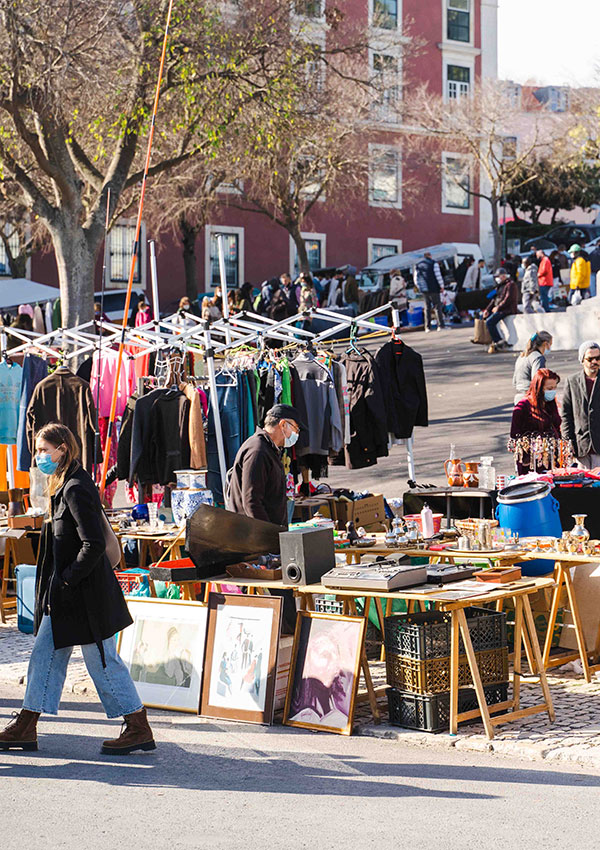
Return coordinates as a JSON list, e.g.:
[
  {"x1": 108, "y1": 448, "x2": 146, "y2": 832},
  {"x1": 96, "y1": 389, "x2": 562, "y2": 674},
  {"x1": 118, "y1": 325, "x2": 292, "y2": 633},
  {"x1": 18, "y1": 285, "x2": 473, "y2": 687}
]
[
  {"x1": 0, "y1": 423, "x2": 155, "y2": 755},
  {"x1": 521, "y1": 257, "x2": 539, "y2": 313},
  {"x1": 513, "y1": 330, "x2": 553, "y2": 404}
]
